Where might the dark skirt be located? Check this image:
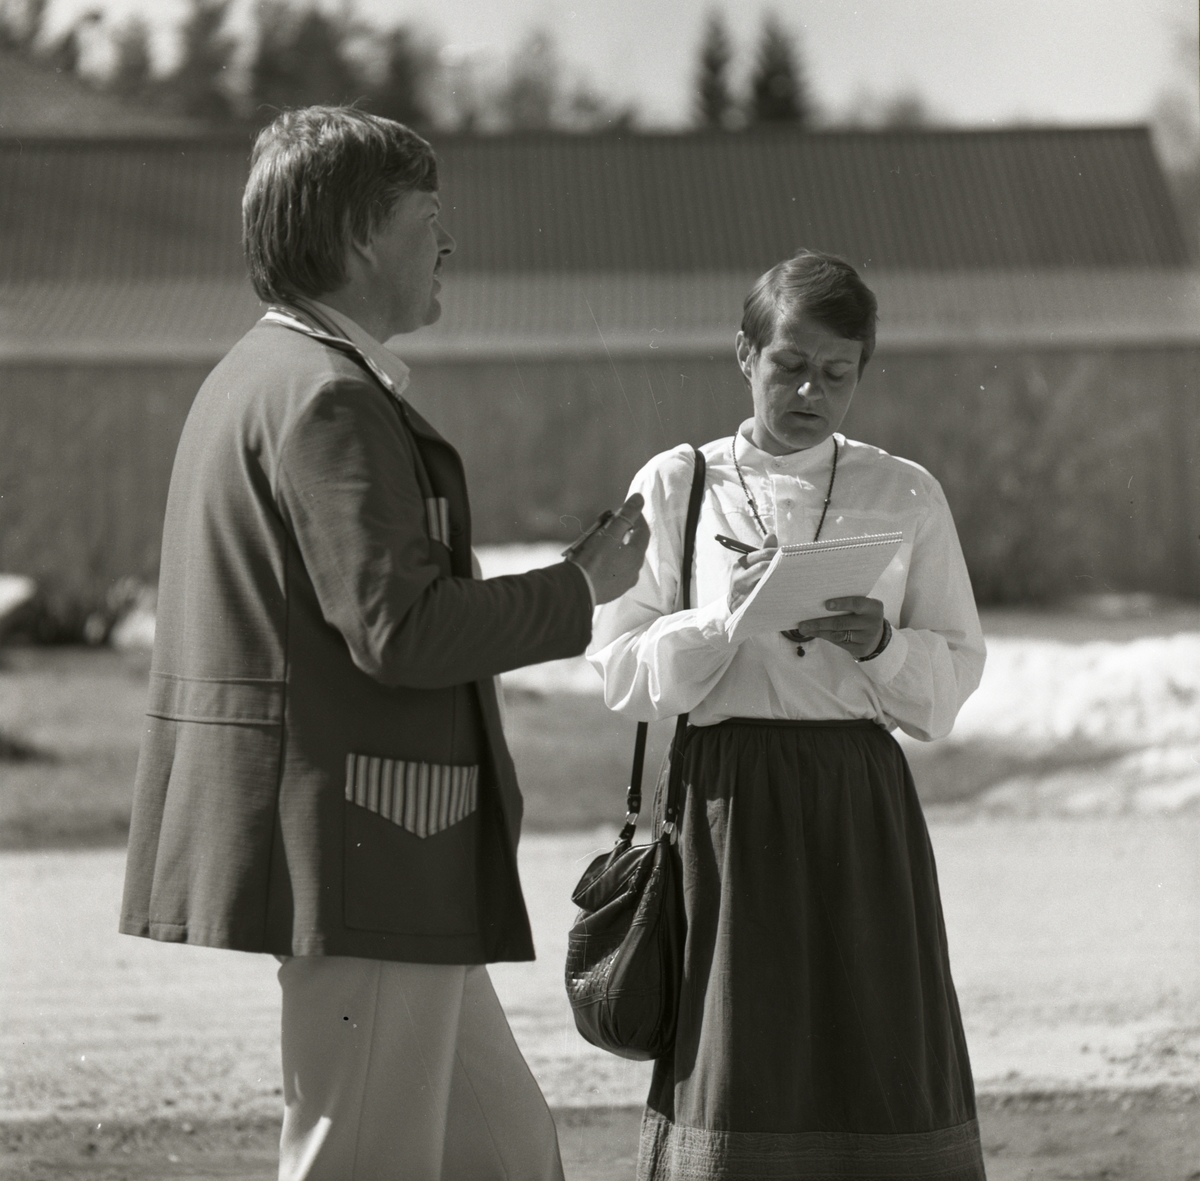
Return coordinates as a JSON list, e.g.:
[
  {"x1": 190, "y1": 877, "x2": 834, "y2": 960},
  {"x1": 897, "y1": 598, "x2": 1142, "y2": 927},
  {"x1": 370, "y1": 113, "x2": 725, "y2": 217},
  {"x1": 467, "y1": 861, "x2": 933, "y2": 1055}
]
[{"x1": 639, "y1": 719, "x2": 985, "y2": 1180}]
